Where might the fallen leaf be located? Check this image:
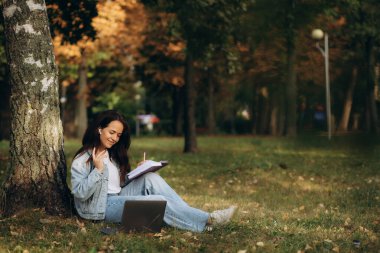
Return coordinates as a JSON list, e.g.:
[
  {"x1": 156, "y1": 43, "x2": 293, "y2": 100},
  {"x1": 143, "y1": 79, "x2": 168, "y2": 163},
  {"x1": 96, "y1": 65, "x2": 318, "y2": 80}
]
[
  {"x1": 169, "y1": 246, "x2": 179, "y2": 251},
  {"x1": 256, "y1": 242, "x2": 264, "y2": 247},
  {"x1": 10, "y1": 231, "x2": 19, "y2": 236},
  {"x1": 305, "y1": 244, "x2": 312, "y2": 250},
  {"x1": 76, "y1": 218, "x2": 85, "y2": 228},
  {"x1": 80, "y1": 227, "x2": 87, "y2": 234},
  {"x1": 332, "y1": 246, "x2": 339, "y2": 252},
  {"x1": 40, "y1": 218, "x2": 53, "y2": 224}
]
